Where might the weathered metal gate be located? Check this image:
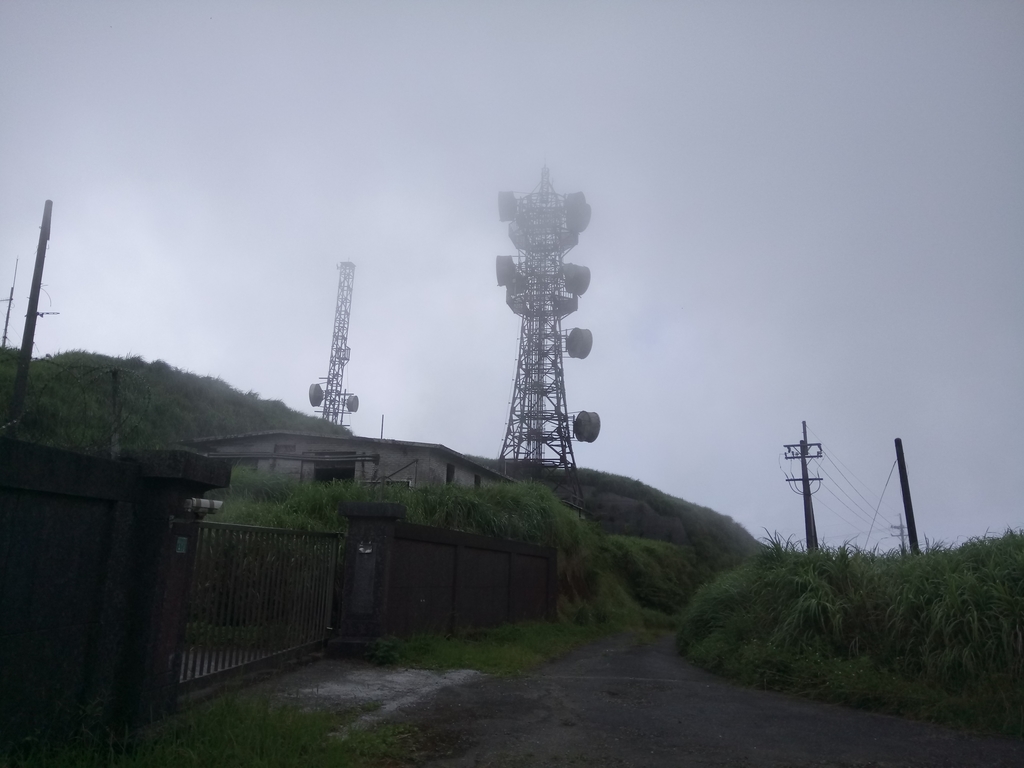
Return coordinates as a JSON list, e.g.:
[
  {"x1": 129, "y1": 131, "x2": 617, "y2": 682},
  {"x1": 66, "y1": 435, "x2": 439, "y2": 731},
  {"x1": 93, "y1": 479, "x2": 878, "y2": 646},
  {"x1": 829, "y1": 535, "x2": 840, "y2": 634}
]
[{"x1": 180, "y1": 521, "x2": 341, "y2": 691}]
